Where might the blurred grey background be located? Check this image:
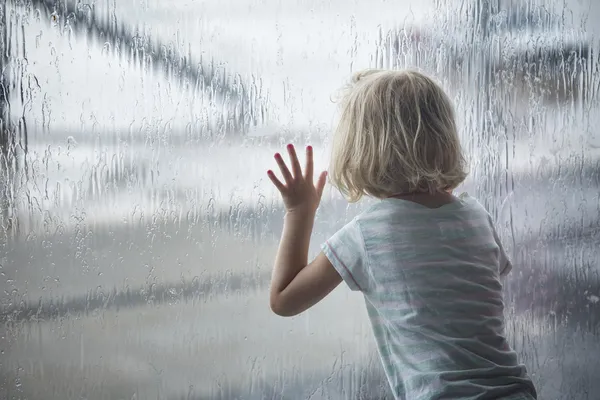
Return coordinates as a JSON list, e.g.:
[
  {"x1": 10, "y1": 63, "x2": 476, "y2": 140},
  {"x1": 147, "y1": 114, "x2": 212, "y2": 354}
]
[{"x1": 1, "y1": 0, "x2": 600, "y2": 399}]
